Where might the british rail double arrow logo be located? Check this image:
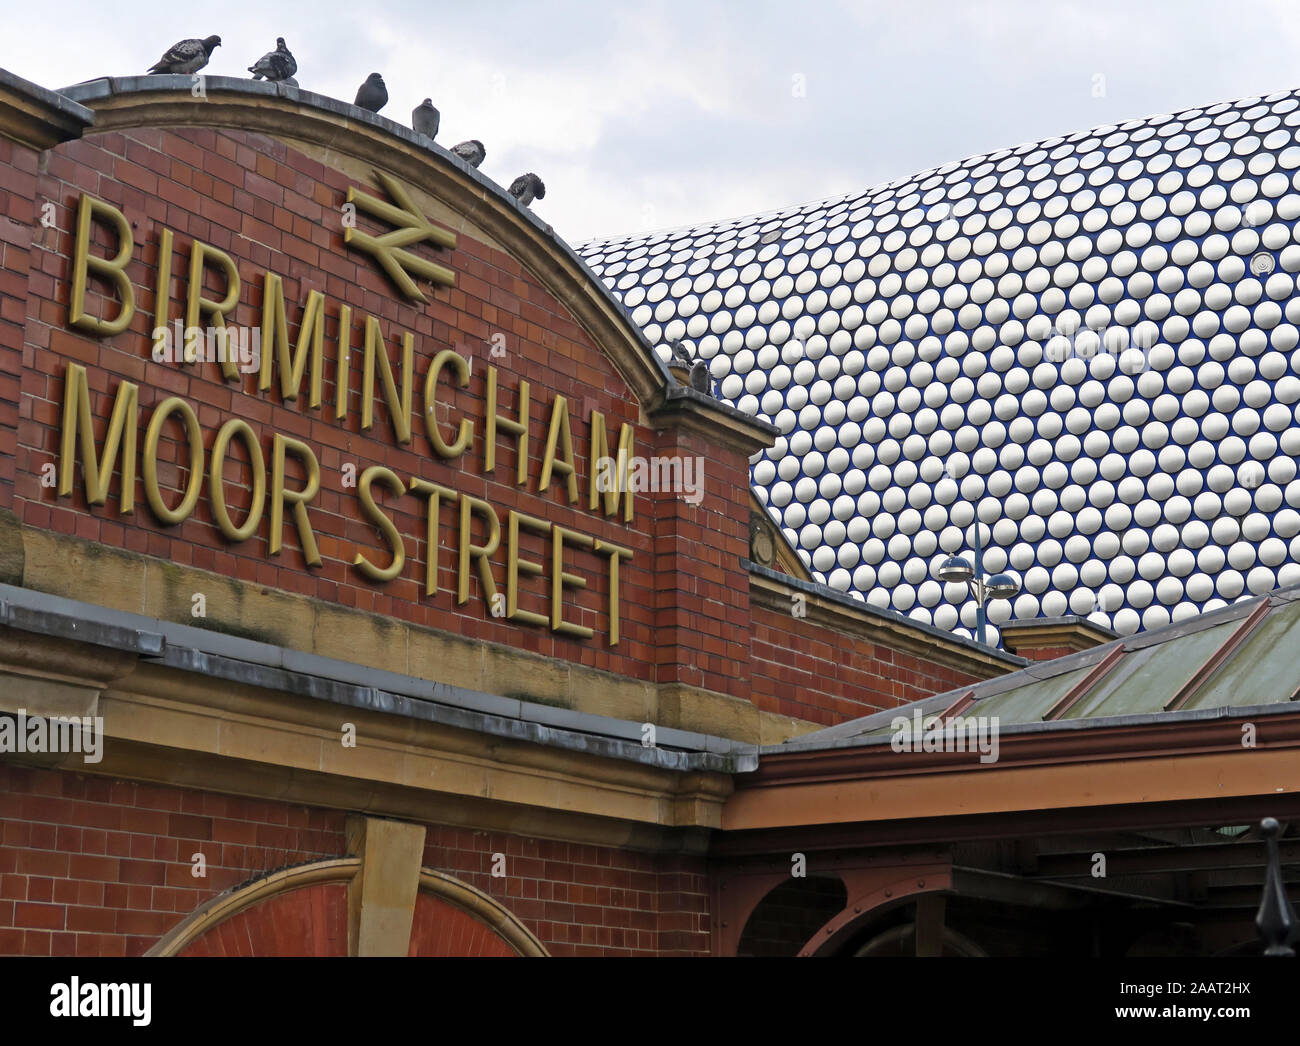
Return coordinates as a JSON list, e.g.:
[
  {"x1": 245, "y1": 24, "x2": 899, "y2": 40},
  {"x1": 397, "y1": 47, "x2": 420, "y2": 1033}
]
[{"x1": 344, "y1": 170, "x2": 457, "y2": 303}]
